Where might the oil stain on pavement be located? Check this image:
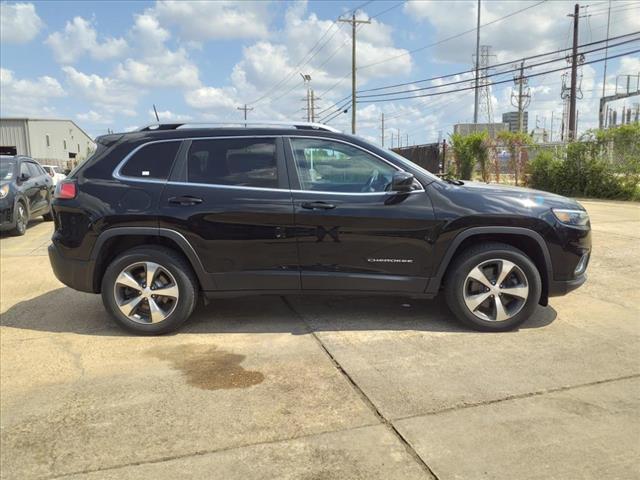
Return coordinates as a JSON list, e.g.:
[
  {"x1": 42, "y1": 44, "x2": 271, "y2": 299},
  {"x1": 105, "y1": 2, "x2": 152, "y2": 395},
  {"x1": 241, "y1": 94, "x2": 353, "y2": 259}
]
[{"x1": 147, "y1": 344, "x2": 264, "y2": 390}]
